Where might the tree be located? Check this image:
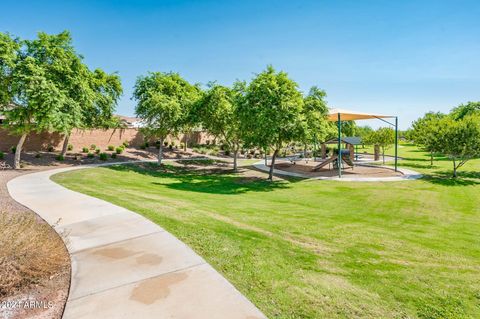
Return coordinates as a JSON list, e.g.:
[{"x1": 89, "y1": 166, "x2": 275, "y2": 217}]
[
  {"x1": 365, "y1": 127, "x2": 395, "y2": 164},
  {"x1": 437, "y1": 114, "x2": 480, "y2": 177},
  {"x1": 192, "y1": 82, "x2": 244, "y2": 171},
  {"x1": 239, "y1": 66, "x2": 305, "y2": 180},
  {"x1": 355, "y1": 125, "x2": 374, "y2": 147},
  {"x1": 1, "y1": 32, "x2": 72, "y2": 168},
  {"x1": 133, "y1": 72, "x2": 198, "y2": 165},
  {"x1": 450, "y1": 101, "x2": 480, "y2": 120},
  {"x1": 301, "y1": 86, "x2": 331, "y2": 156},
  {"x1": 0, "y1": 31, "x2": 122, "y2": 167},
  {"x1": 411, "y1": 112, "x2": 444, "y2": 165}
]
